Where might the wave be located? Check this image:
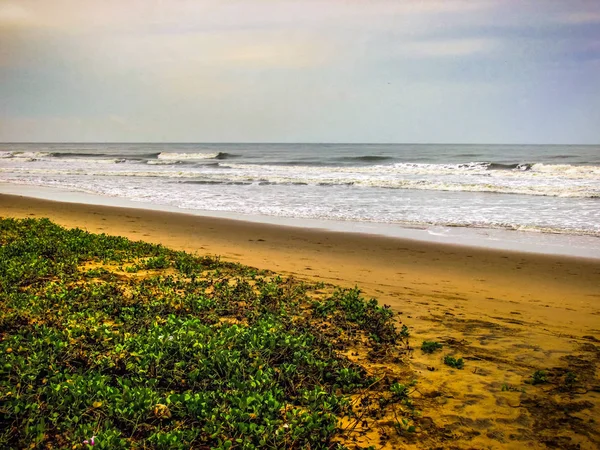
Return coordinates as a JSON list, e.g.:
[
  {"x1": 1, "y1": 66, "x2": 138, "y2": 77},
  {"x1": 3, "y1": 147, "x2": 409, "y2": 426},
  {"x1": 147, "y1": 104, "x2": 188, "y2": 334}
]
[
  {"x1": 3, "y1": 149, "x2": 597, "y2": 178},
  {"x1": 50, "y1": 151, "x2": 160, "y2": 161},
  {"x1": 59, "y1": 158, "x2": 127, "y2": 164},
  {"x1": 0, "y1": 151, "x2": 52, "y2": 160},
  {"x1": 0, "y1": 150, "x2": 238, "y2": 164},
  {"x1": 147, "y1": 160, "x2": 183, "y2": 165},
  {"x1": 1, "y1": 150, "x2": 149, "y2": 164},
  {"x1": 258, "y1": 181, "x2": 309, "y2": 186},
  {"x1": 487, "y1": 163, "x2": 532, "y2": 171},
  {"x1": 529, "y1": 163, "x2": 600, "y2": 176},
  {"x1": 221, "y1": 161, "x2": 600, "y2": 179},
  {"x1": 181, "y1": 180, "x2": 252, "y2": 186},
  {"x1": 2, "y1": 155, "x2": 599, "y2": 198},
  {"x1": 50, "y1": 151, "x2": 114, "y2": 158},
  {"x1": 3, "y1": 166, "x2": 598, "y2": 198},
  {"x1": 156, "y1": 151, "x2": 235, "y2": 161}
]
